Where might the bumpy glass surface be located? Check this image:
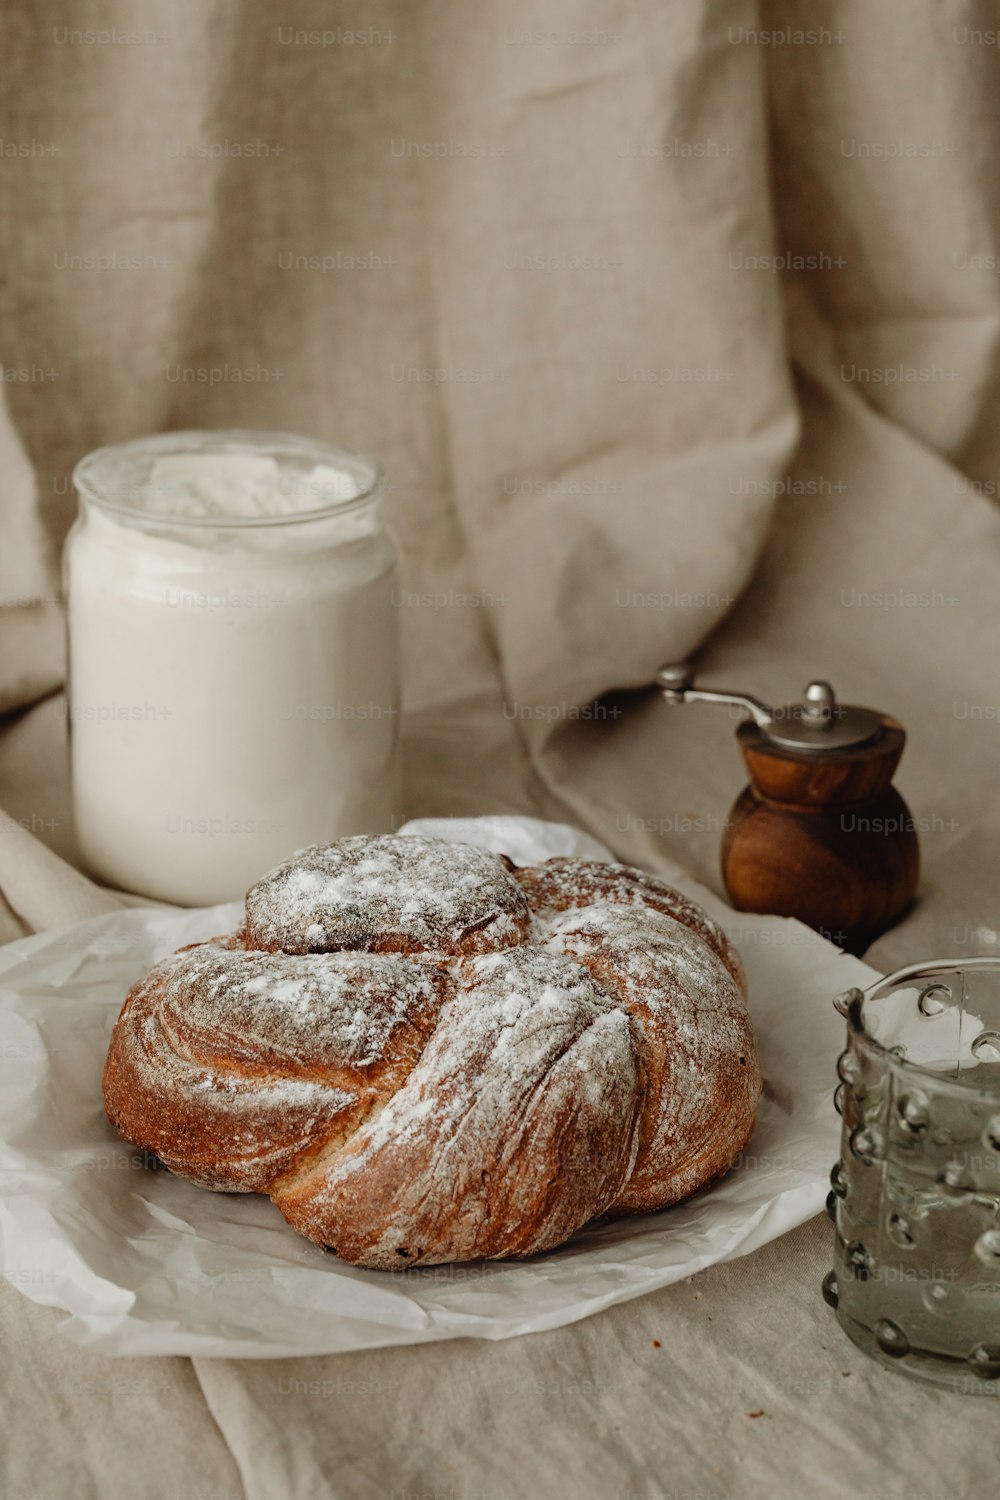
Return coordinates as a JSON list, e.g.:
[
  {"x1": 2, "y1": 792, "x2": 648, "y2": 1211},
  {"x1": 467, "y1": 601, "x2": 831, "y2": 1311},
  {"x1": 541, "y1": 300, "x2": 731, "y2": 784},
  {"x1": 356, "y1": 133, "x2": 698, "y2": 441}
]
[{"x1": 826, "y1": 961, "x2": 1000, "y2": 1394}]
